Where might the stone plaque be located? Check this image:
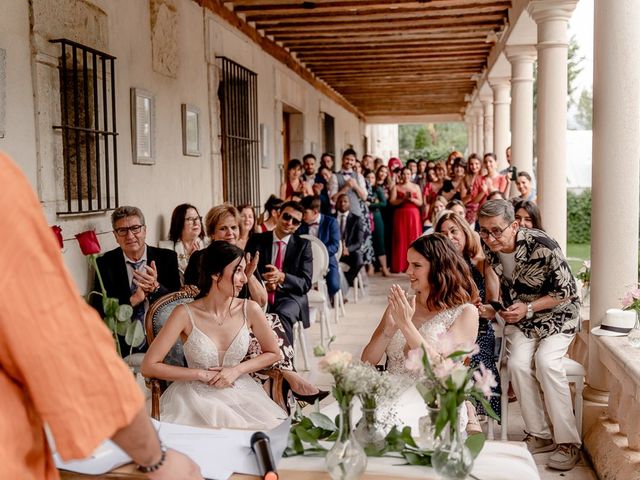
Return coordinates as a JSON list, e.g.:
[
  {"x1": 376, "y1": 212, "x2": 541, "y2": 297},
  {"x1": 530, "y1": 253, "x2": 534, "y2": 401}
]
[
  {"x1": 150, "y1": 0, "x2": 179, "y2": 78},
  {"x1": 0, "y1": 48, "x2": 5, "y2": 138}
]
